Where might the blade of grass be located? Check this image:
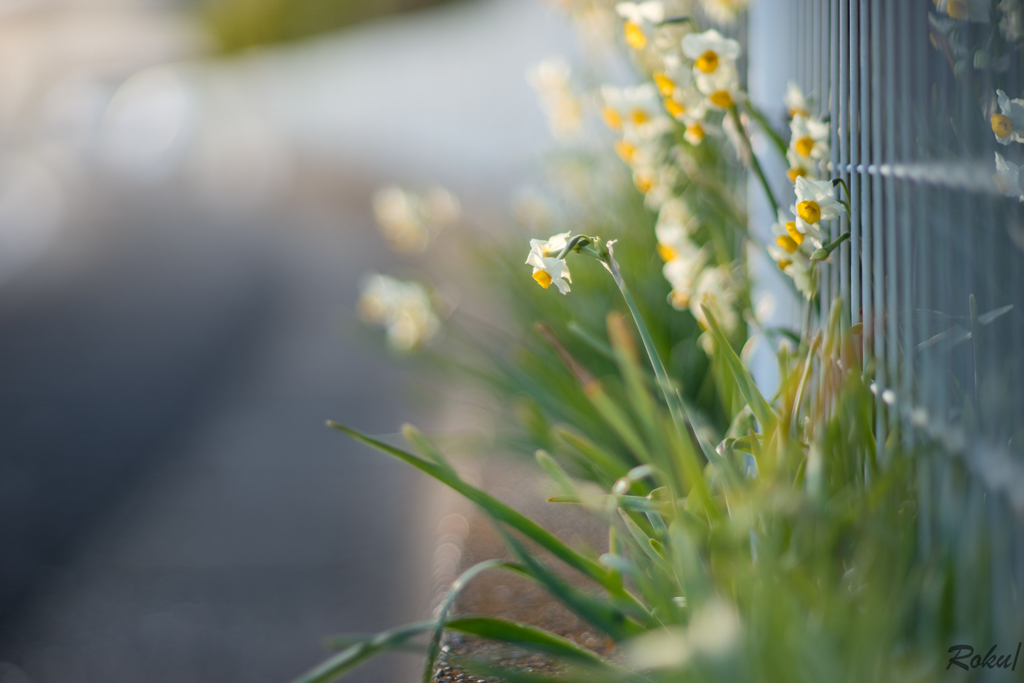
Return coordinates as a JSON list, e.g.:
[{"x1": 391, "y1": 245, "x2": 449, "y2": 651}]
[
  {"x1": 701, "y1": 303, "x2": 777, "y2": 428},
  {"x1": 291, "y1": 621, "x2": 435, "y2": 683},
  {"x1": 446, "y1": 615, "x2": 610, "y2": 666},
  {"x1": 330, "y1": 422, "x2": 610, "y2": 587}
]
